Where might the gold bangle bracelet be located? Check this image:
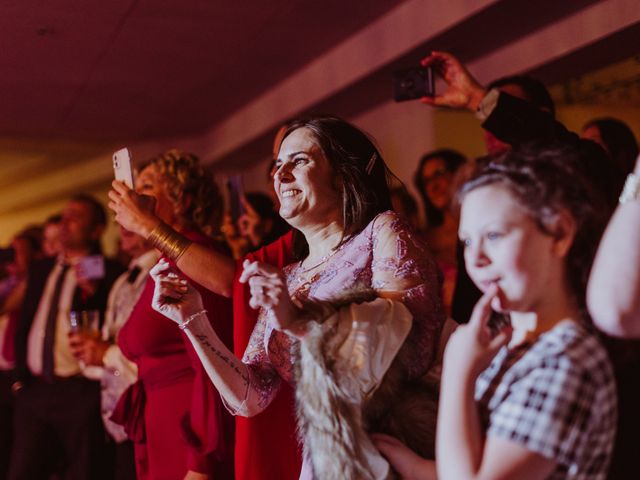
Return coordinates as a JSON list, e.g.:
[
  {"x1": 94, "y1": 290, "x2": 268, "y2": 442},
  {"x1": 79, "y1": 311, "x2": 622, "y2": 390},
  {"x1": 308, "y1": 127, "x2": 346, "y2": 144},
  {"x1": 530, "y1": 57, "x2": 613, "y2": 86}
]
[{"x1": 148, "y1": 222, "x2": 192, "y2": 263}]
